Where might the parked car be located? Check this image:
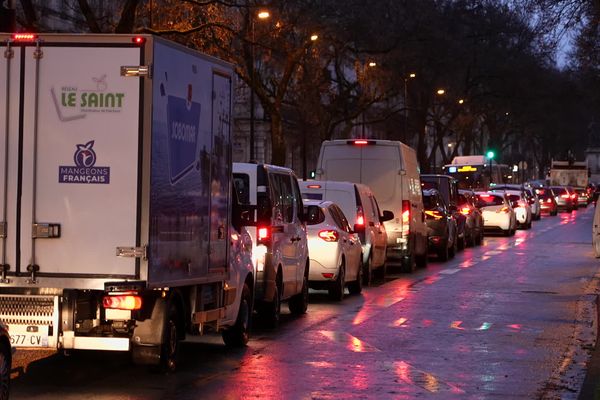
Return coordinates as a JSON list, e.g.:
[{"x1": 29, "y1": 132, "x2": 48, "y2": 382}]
[
  {"x1": 299, "y1": 180, "x2": 393, "y2": 284},
  {"x1": 458, "y1": 189, "x2": 485, "y2": 246},
  {"x1": 0, "y1": 322, "x2": 10, "y2": 399},
  {"x1": 536, "y1": 187, "x2": 558, "y2": 216},
  {"x1": 233, "y1": 162, "x2": 309, "y2": 327},
  {"x1": 315, "y1": 139, "x2": 428, "y2": 272},
  {"x1": 551, "y1": 186, "x2": 575, "y2": 213},
  {"x1": 475, "y1": 192, "x2": 517, "y2": 236},
  {"x1": 490, "y1": 184, "x2": 541, "y2": 220},
  {"x1": 574, "y1": 187, "x2": 589, "y2": 208},
  {"x1": 422, "y1": 189, "x2": 458, "y2": 261},
  {"x1": 304, "y1": 200, "x2": 363, "y2": 300},
  {"x1": 492, "y1": 190, "x2": 532, "y2": 229},
  {"x1": 420, "y1": 174, "x2": 467, "y2": 250}
]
